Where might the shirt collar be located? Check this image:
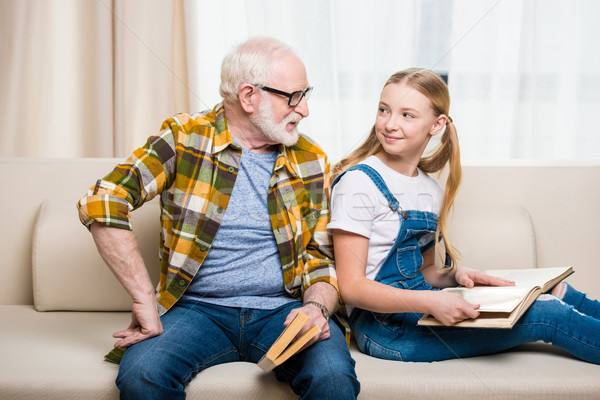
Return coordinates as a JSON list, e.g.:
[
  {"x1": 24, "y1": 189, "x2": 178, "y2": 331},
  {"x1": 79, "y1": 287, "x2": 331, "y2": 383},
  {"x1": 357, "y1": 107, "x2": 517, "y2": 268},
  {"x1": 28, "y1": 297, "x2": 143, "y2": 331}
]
[
  {"x1": 210, "y1": 103, "x2": 241, "y2": 153},
  {"x1": 274, "y1": 145, "x2": 299, "y2": 178}
]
